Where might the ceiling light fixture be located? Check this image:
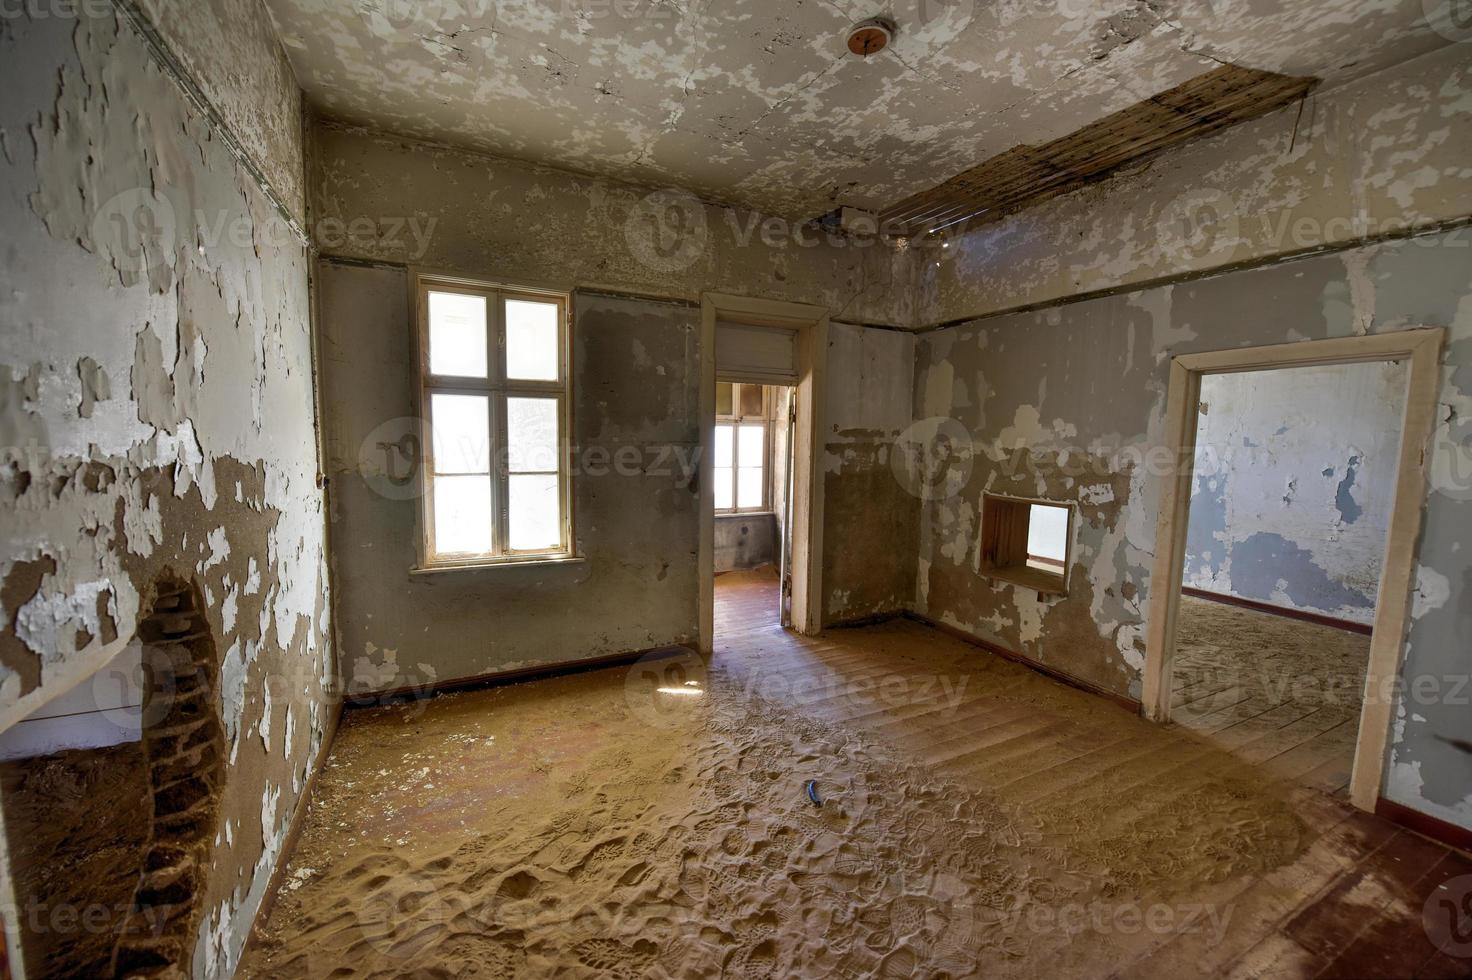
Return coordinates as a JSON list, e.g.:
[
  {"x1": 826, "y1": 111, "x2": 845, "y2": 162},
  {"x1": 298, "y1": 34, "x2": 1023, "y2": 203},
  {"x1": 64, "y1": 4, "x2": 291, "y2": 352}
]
[{"x1": 846, "y1": 17, "x2": 894, "y2": 57}]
